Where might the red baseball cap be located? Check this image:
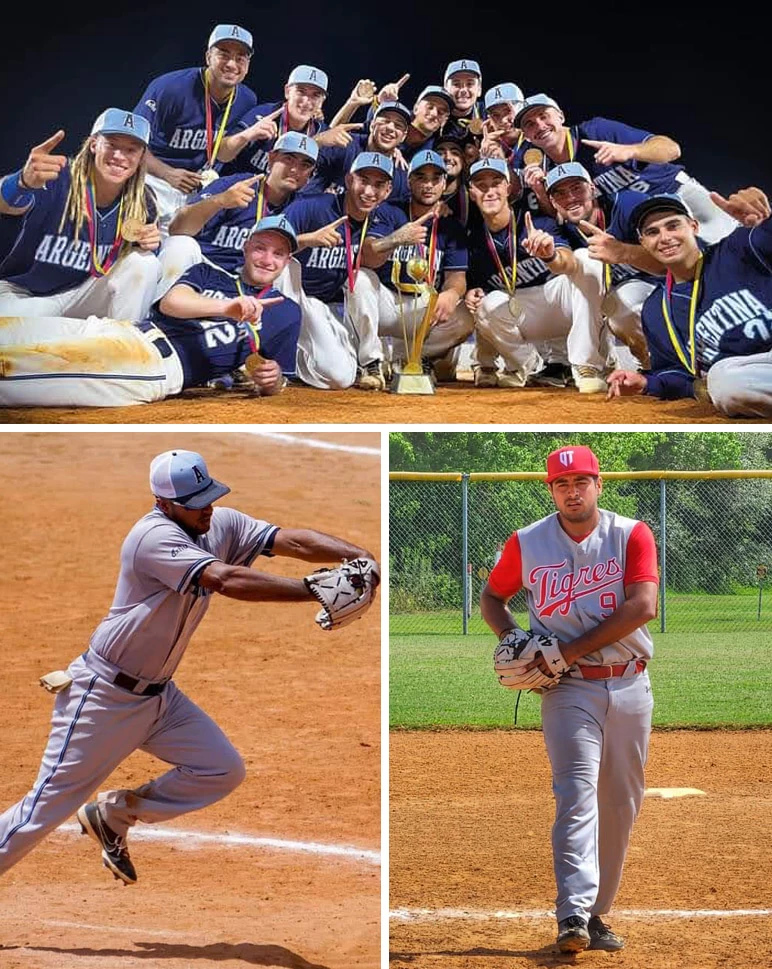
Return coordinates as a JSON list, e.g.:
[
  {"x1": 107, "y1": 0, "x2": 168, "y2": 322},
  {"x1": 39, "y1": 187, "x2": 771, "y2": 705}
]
[{"x1": 545, "y1": 446, "x2": 600, "y2": 484}]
